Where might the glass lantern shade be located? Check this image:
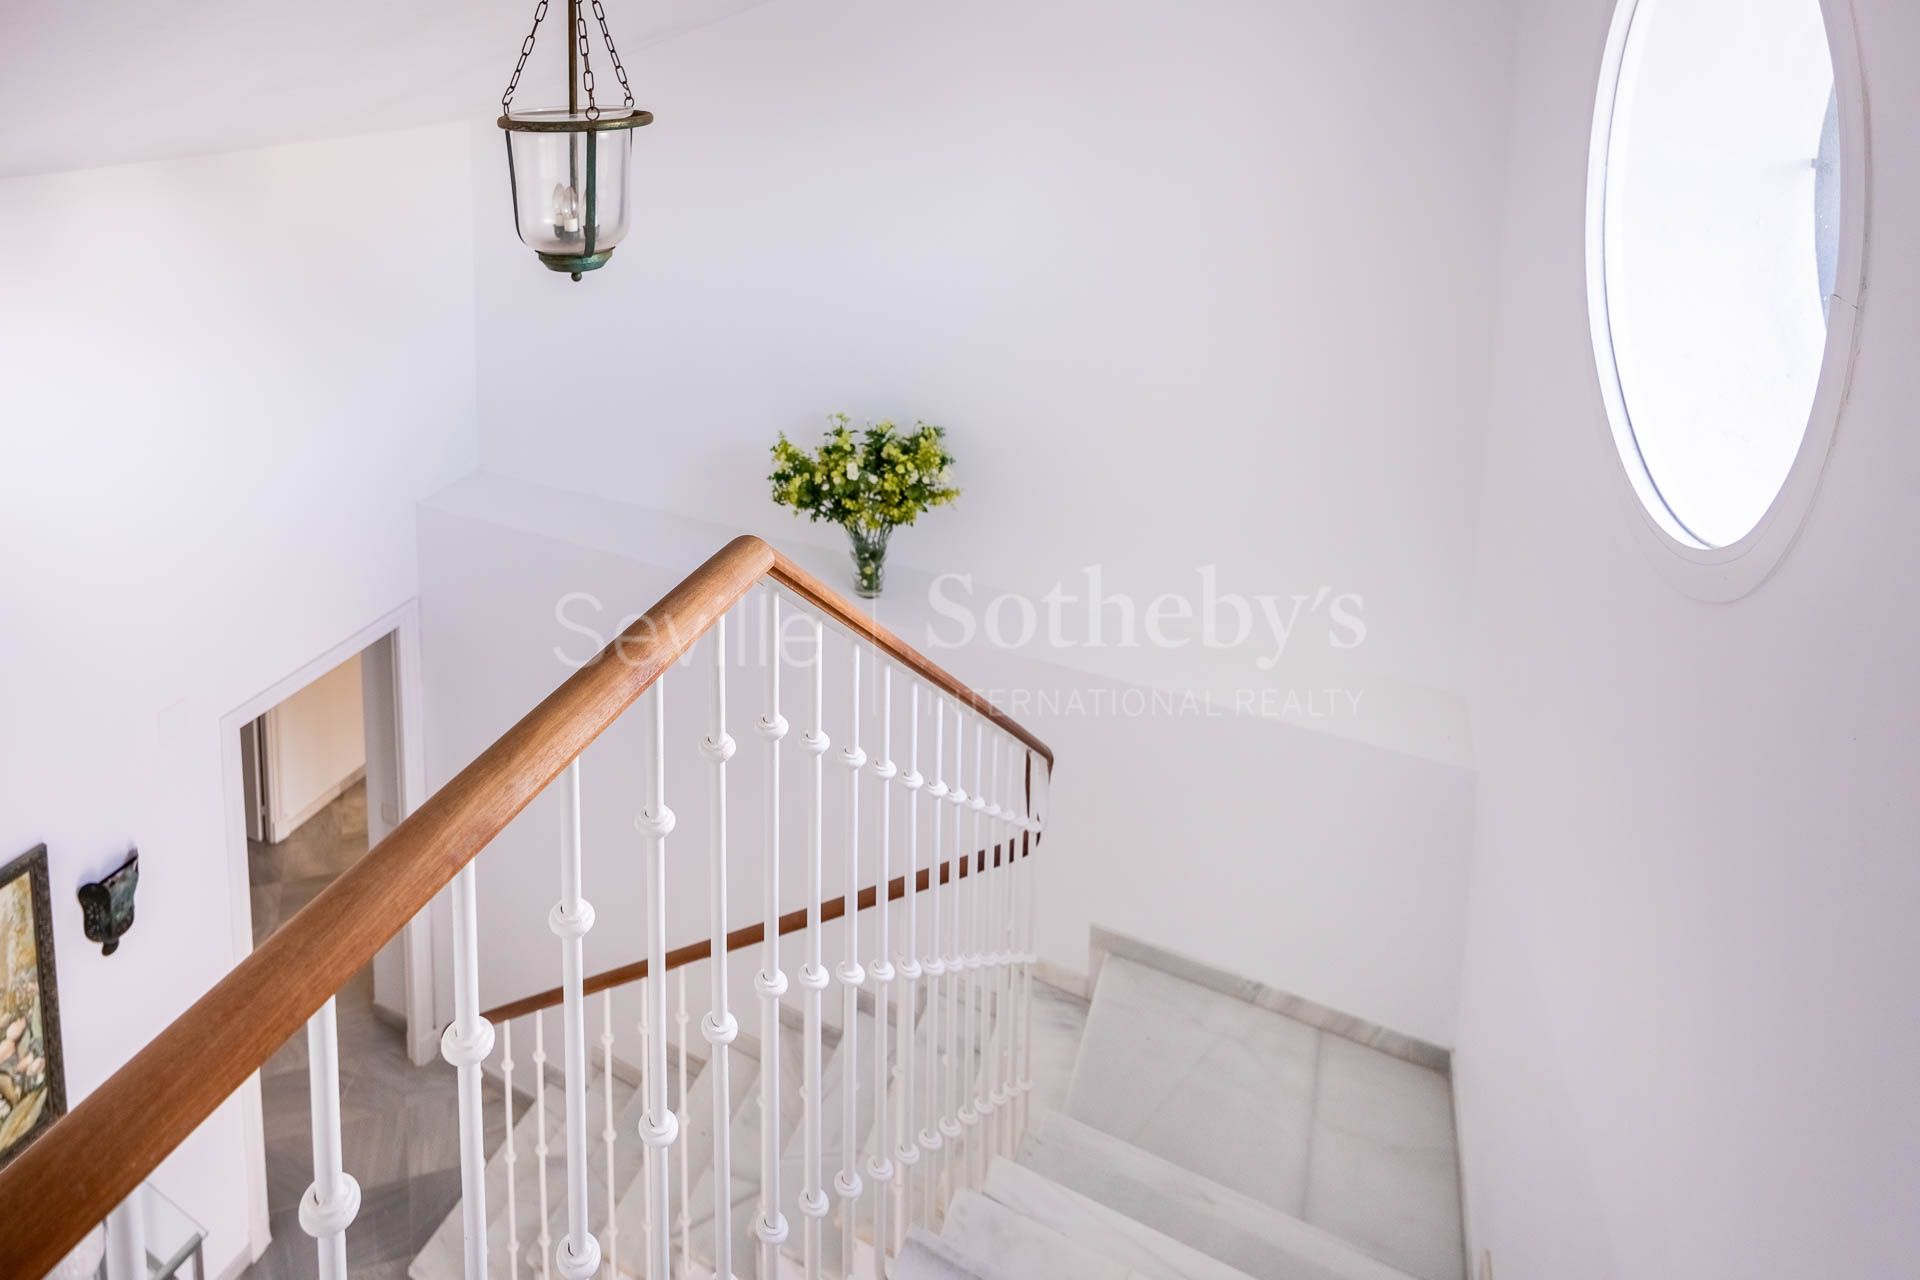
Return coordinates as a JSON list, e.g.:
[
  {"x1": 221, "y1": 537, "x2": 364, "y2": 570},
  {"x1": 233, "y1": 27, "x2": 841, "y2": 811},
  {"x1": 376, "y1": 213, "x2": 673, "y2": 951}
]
[{"x1": 500, "y1": 107, "x2": 649, "y2": 279}]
